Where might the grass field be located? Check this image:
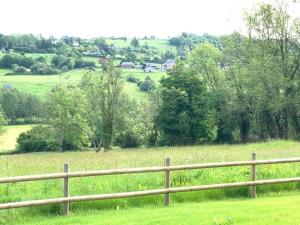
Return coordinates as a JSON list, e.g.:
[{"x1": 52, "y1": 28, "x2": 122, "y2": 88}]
[
  {"x1": 0, "y1": 125, "x2": 32, "y2": 153},
  {"x1": 0, "y1": 140, "x2": 300, "y2": 224},
  {"x1": 3, "y1": 193, "x2": 300, "y2": 225},
  {"x1": 0, "y1": 68, "x2": 164, "y2": 99}
]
